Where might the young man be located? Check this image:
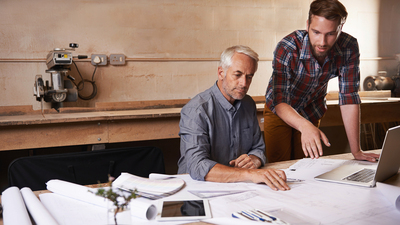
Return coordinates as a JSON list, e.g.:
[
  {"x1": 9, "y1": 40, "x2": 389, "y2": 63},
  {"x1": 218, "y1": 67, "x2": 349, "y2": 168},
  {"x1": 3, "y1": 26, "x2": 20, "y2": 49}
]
[
  {"x1": 264, "y1": 0, "x2": 380, "y2": 163},
  {"x1": 178, "y1": 45, "x2": 290, "y2": 191}
]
